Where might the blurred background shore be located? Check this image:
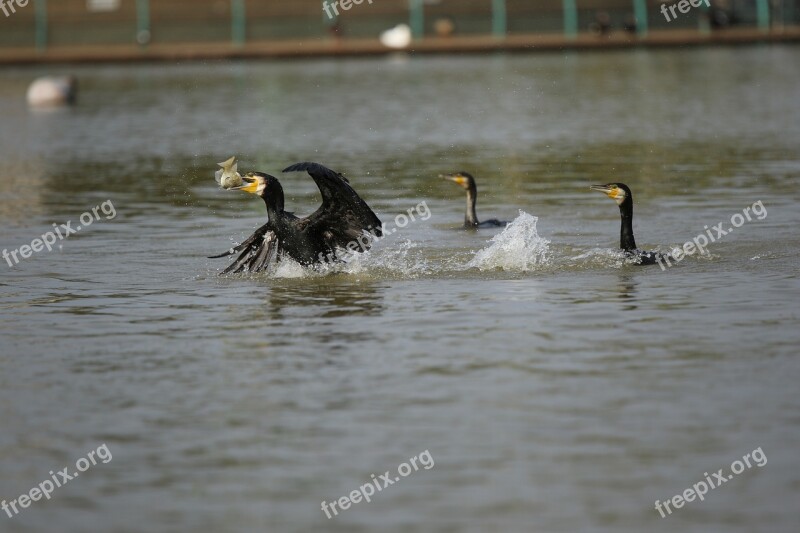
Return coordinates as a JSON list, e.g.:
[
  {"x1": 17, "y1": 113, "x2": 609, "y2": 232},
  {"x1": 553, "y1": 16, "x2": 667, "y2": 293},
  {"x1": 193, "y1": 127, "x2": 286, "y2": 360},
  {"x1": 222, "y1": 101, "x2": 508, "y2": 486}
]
[{"x1": 1, "y1": 0, "x2": 799, "y2": 64}]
